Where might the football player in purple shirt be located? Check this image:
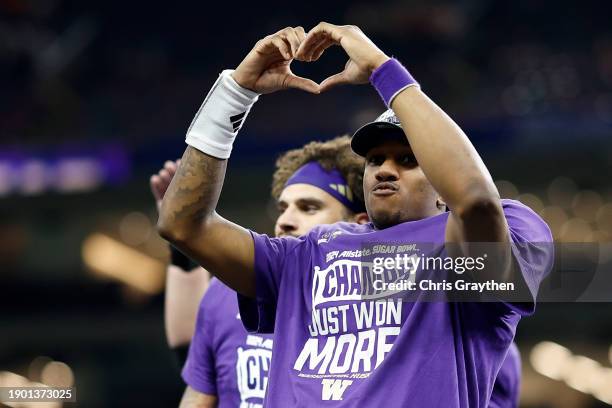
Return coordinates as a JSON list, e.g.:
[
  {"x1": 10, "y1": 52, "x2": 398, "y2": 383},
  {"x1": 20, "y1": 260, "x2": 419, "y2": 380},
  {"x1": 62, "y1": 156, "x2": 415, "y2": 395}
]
[
  {"x1": 153, "y1": 144, "x2": 522, "y2": 408},
  {"x1": 158, "y1": 23, "x2": 551, "y2": 407}
]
